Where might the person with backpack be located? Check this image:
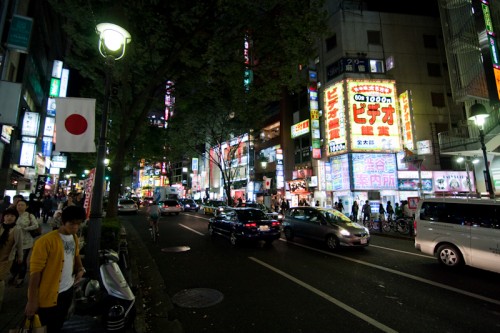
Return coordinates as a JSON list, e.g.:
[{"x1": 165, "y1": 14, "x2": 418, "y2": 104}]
[{"x1": 147, "y1": 201, "x2": 161, "y2": 238}]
